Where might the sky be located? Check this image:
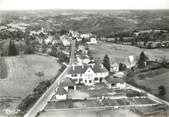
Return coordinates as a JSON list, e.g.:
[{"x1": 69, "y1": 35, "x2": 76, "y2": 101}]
[{"x1": 0, "y1": 0, "x2": 169, "y2": 10}]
